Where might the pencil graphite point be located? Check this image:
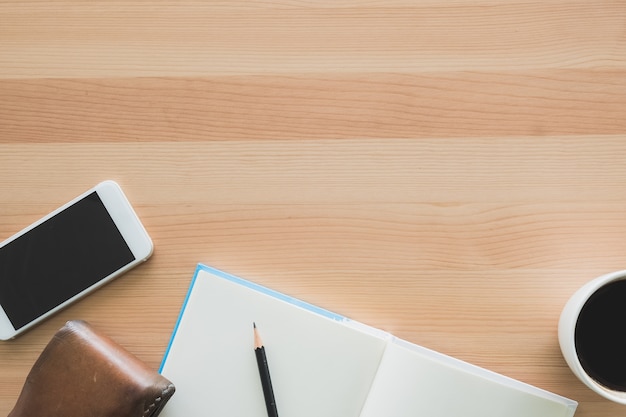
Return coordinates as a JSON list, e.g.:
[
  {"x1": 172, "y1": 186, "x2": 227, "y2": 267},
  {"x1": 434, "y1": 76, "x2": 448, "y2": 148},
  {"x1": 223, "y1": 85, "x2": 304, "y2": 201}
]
[{"x1": 253, "y1": 323, "x2": 264, "y2": 349}]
